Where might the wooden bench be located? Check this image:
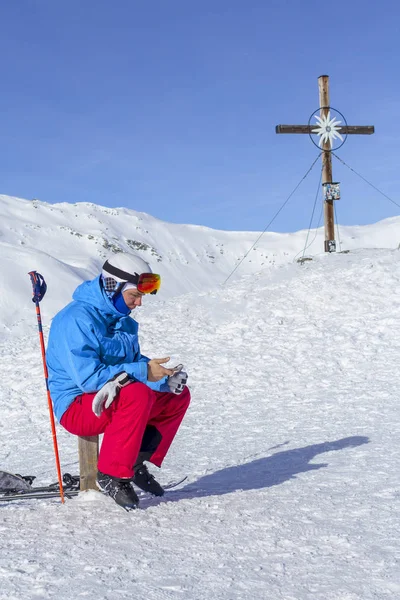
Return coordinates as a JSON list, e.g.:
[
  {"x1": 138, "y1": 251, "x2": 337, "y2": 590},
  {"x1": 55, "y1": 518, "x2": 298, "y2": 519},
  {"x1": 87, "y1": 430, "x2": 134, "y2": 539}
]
[{"x1": 78, "y1": 435, "x2": 99, "y2": 491}]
